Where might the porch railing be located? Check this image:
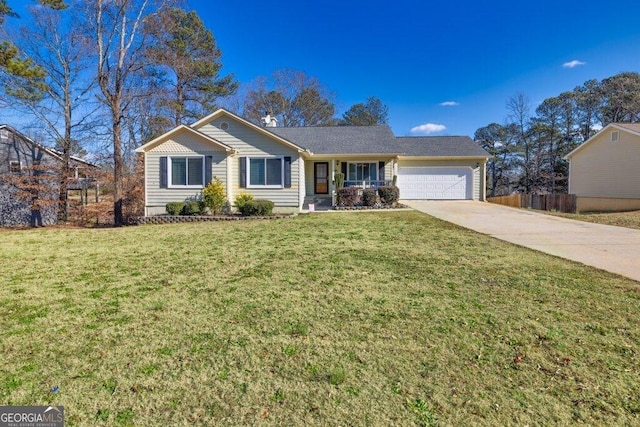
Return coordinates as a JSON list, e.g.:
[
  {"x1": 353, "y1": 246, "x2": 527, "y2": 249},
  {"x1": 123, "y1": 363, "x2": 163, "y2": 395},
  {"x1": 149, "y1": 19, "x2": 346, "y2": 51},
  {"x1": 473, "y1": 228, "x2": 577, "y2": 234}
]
[{"x1": 343, "y1": 180, "x2": 392, "y2": 189}]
